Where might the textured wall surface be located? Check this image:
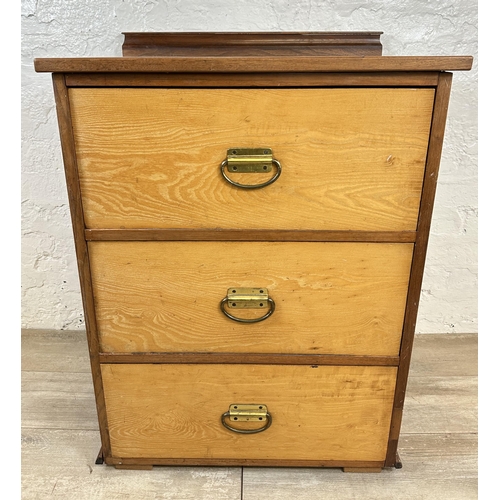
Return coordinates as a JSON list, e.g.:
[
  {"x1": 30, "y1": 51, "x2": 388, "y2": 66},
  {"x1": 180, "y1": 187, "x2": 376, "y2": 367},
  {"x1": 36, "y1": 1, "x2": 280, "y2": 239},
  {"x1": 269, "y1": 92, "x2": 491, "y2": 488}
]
[{"x1": 21, "y1": 0, "x2": 478, "y2": 333}]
